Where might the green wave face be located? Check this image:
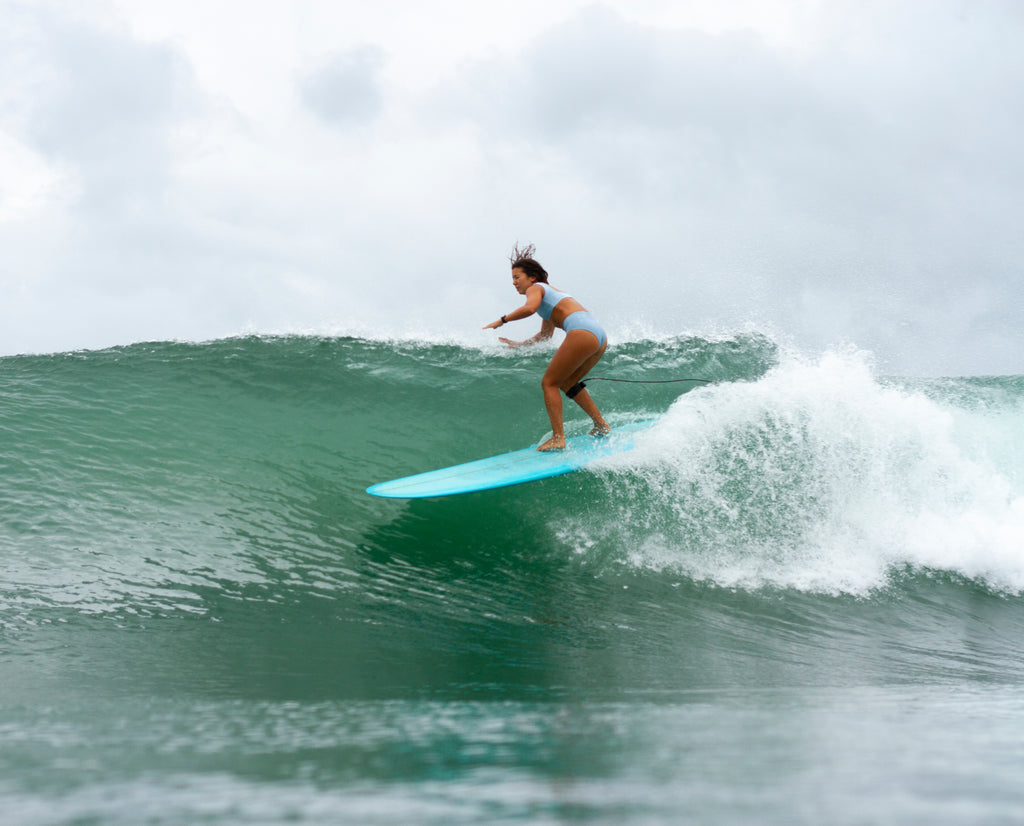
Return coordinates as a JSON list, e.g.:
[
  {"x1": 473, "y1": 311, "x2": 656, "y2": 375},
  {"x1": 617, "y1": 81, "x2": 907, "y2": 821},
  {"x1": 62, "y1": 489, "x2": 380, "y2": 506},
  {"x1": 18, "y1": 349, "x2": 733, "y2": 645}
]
[{"x1": 2, "y1": 334, "x2": 1023, "y2": 692}]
